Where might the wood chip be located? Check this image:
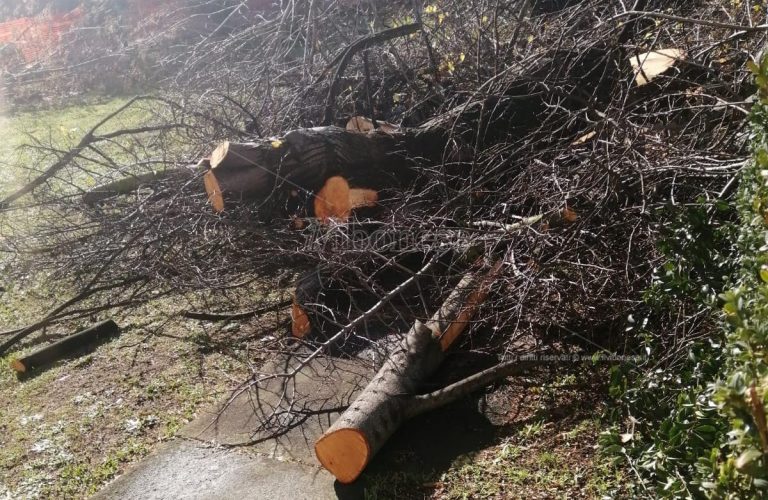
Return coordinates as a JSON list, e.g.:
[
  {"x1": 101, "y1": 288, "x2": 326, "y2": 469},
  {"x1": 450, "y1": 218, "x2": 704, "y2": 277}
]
[{"x1": 629, "y1": 49, "x2": 685, "y2": 86}]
